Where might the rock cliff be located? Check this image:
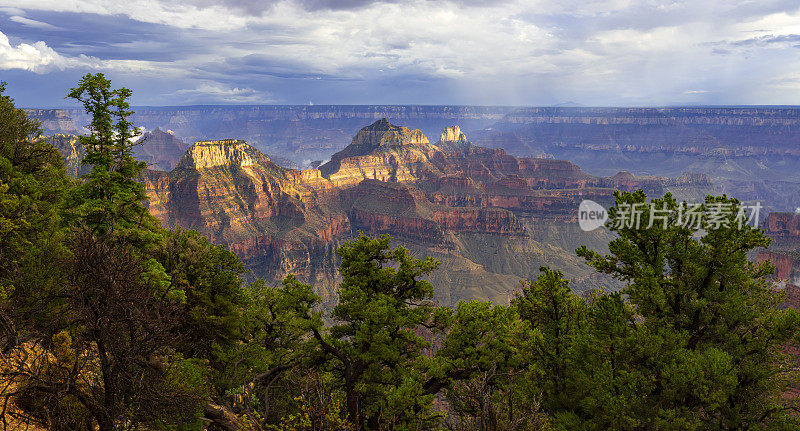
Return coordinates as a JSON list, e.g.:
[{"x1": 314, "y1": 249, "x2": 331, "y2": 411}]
[
  {"x1": 39, "y1": 118, "x2": 717, "y2": 305},
  {"x1": 763, "y1": 212, "x2": 800, "y2": 241},
  {"x1": 44, "y1": 134, "x2": 89, "y2": 178},
  {"x1": 134, "y1": 128, "x2": 188, "y2": 171},
  {"x1": 756, "y1": 212, "x2": 800, "y2": 288},
  {"x1": 471, "y1": 107, "x2": 800, "y2": 212},
  {"x1": 319, "y1": 118, "x2": 442, "y2": 186}
]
